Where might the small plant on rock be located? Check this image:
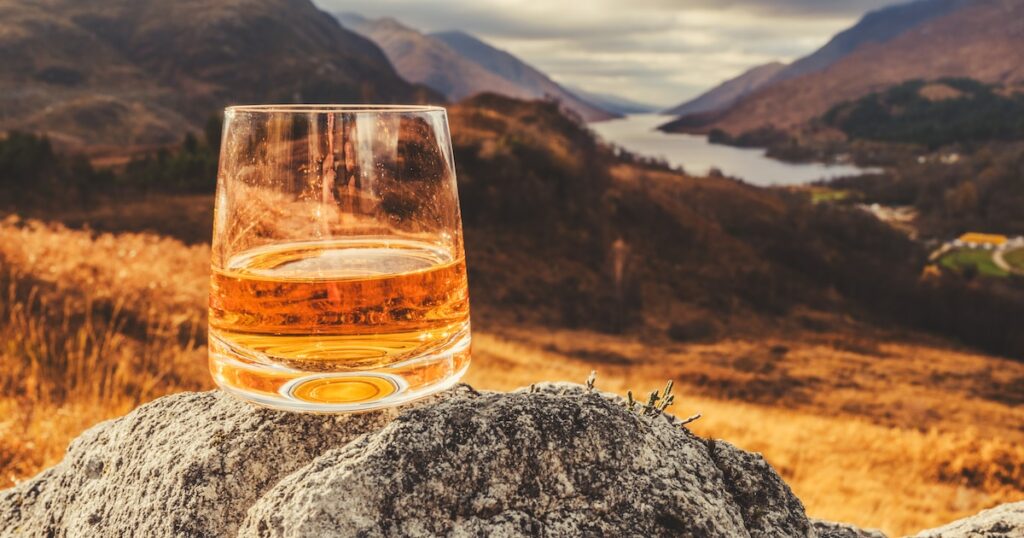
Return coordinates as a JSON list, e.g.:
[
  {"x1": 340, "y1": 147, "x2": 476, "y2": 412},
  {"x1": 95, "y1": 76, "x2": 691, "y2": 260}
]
[{"x1": 586, "y1": 372, "x2": 701, "y2": 427}]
